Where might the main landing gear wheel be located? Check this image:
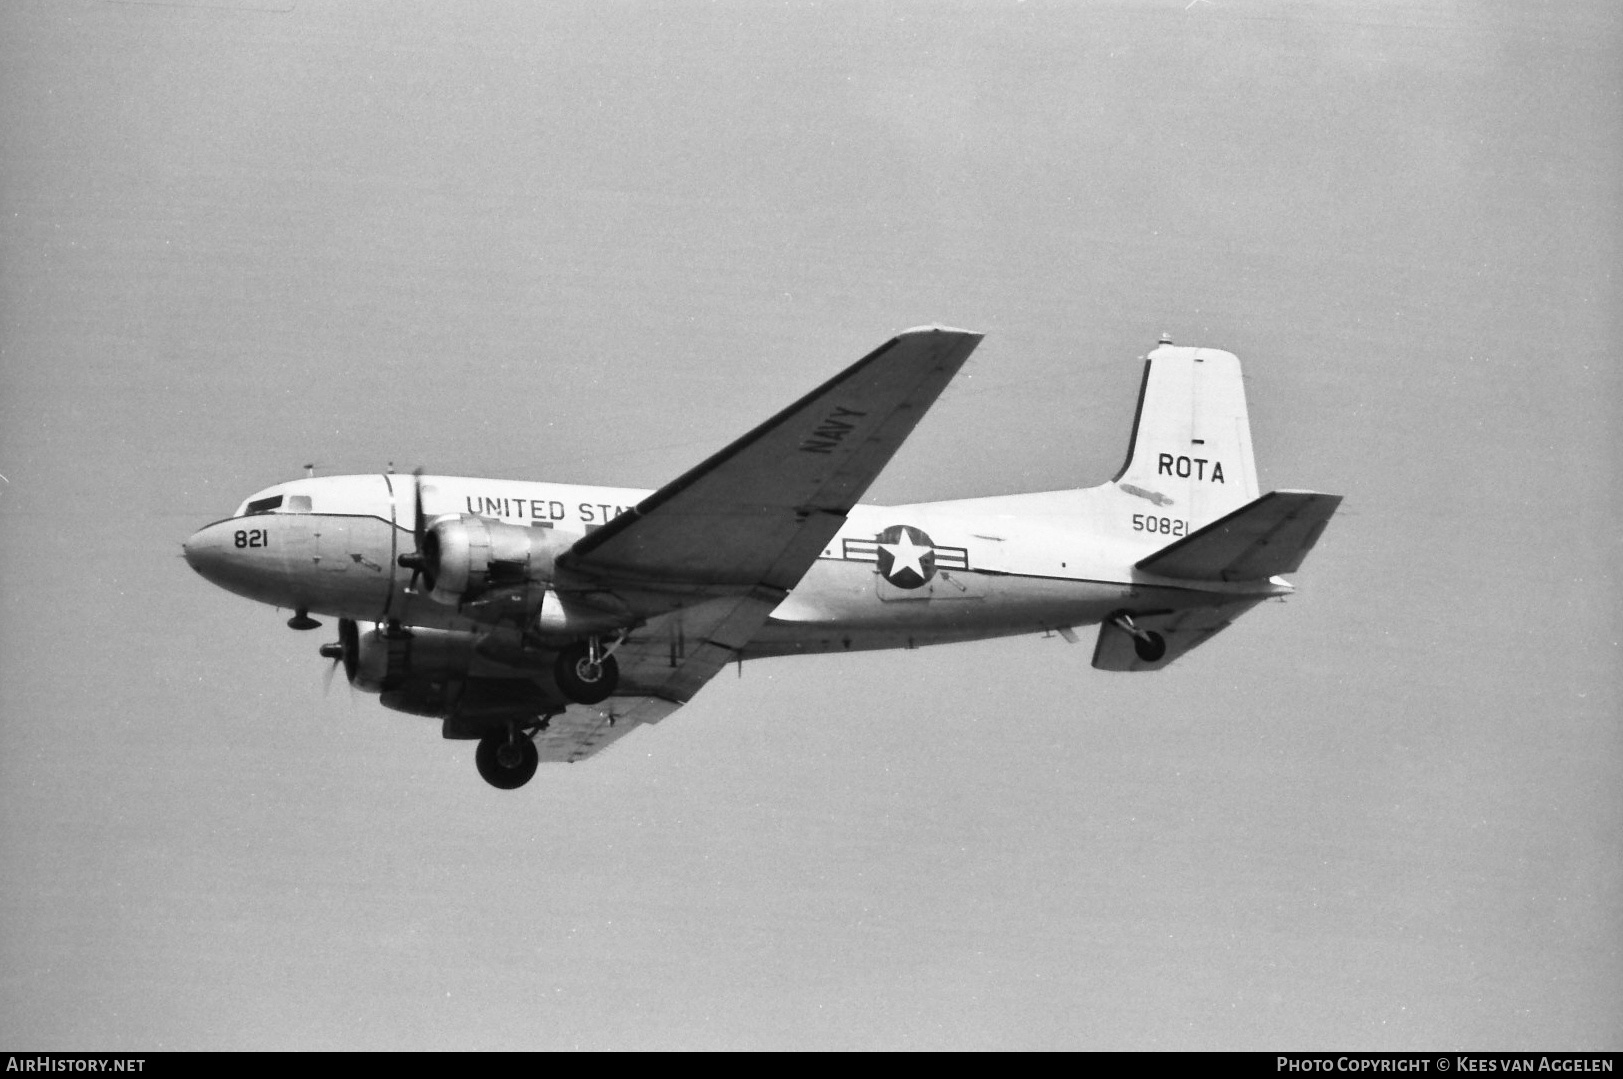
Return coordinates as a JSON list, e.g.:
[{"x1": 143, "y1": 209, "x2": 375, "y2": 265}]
[
  {"x1": 554, "y1": 640, "x2": 619, "y2": 704},
  {"x1": 476, "y1": 732, "x2": 539, "y2": 790}
]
